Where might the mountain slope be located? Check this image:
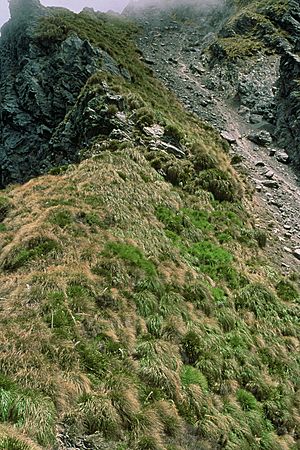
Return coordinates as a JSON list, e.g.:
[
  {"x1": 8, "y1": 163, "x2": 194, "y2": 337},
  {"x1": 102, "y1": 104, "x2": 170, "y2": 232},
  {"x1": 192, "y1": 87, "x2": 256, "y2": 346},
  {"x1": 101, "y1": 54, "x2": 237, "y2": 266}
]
[
  {"x1": 131, "y1": 0, "x2": 300, "y2": 264},
  {"x1": 0, "y1": 1, "x2": 299, "y2": 450}
]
